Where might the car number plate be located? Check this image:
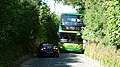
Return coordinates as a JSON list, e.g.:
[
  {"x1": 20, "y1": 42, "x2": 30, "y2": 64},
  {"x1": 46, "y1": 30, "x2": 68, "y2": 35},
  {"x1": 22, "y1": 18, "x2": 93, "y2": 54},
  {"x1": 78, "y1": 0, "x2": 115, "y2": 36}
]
[{"x1": 47, "y1": 52, "x2": 53, "y2": 53}]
